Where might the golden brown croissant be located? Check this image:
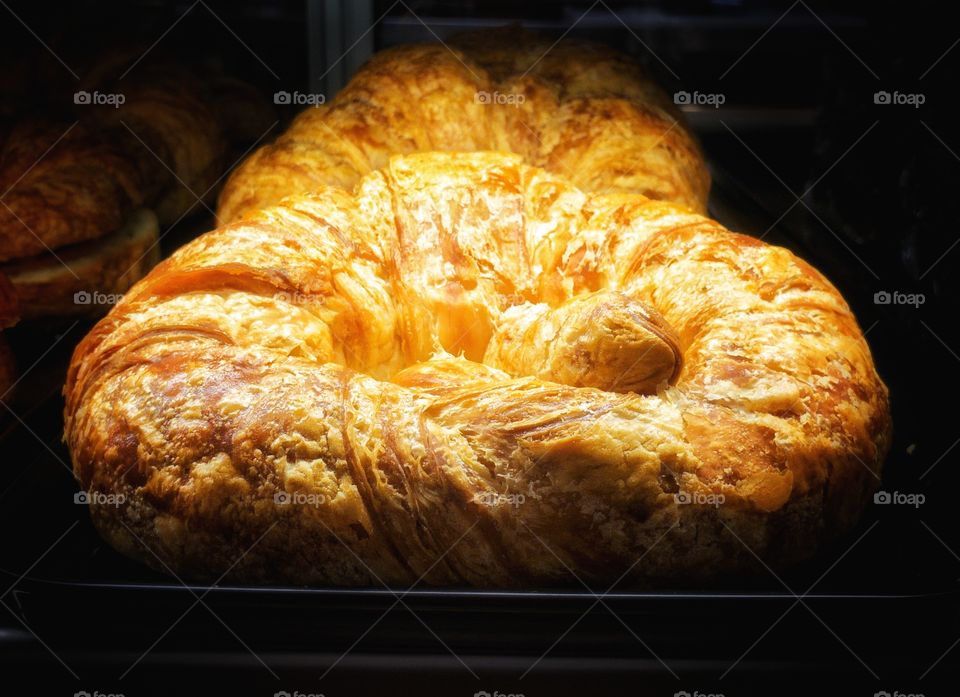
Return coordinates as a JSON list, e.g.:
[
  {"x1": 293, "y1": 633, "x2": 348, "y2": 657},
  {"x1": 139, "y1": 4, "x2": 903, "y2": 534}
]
[
  {"x1": 218, "y1": 30, "x2": 708, "y2": 222},
  {"x1": 0, "y1": 43, "x2": 274, "y2": 260},
  {"x1": 65, "y1": 152, "x2": 890, "y2": 585},
  {"x1": 0, "y1": 119, "x2": 147, "y2": 262},
  {"x1": 0, "y1": 55, "x2": 270, "y2": 317}
]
